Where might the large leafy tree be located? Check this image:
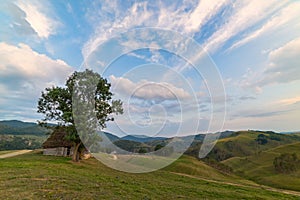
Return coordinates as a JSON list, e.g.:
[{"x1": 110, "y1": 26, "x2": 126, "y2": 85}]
[{"x1": 37, "y1": 69, "x2": 123, "y2": 162}]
